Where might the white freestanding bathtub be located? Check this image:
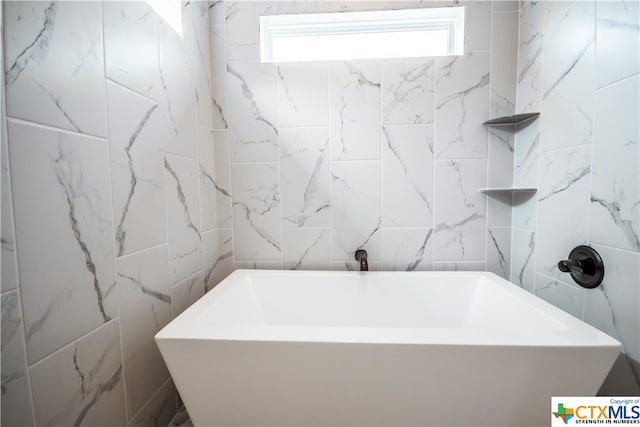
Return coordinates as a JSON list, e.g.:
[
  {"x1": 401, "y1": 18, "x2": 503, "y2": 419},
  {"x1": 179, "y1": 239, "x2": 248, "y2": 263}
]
[{"x1": 156, "y1": 270, "x2": 621, "y2": 427}]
